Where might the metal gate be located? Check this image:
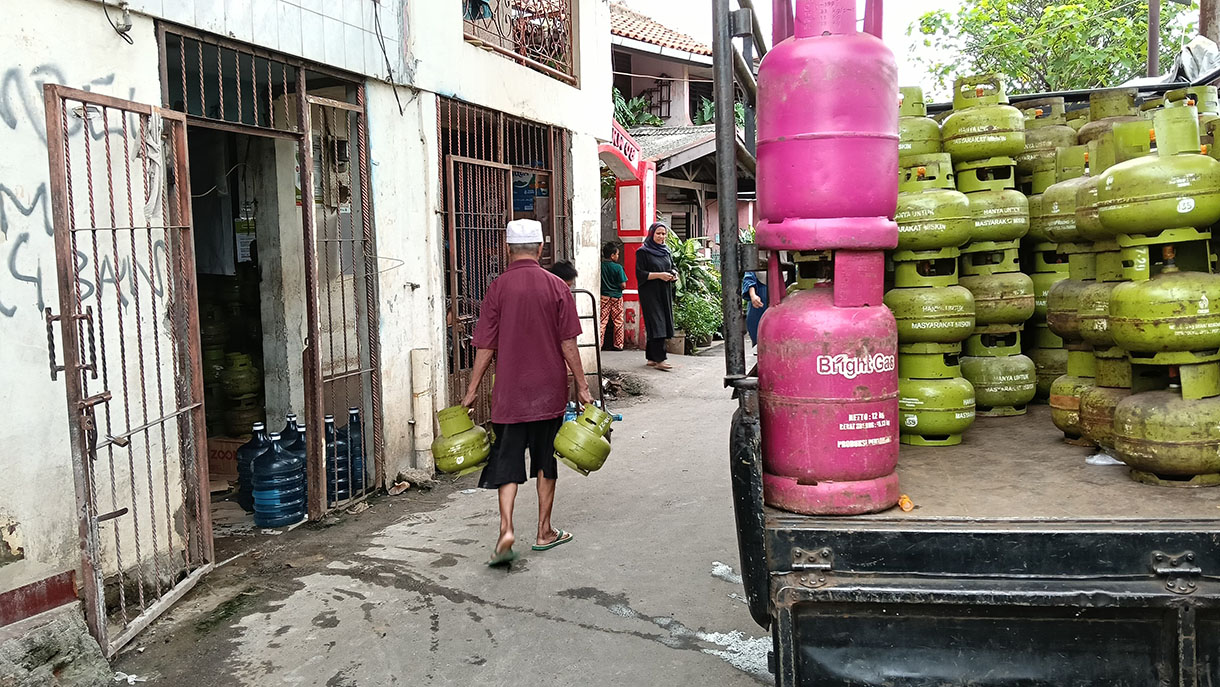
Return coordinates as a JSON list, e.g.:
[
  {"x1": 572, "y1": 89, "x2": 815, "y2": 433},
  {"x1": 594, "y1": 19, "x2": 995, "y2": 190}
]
[
  {"x1": 43, "y1": 85, "x2": 212, "y2": 655},
  {"x1": 445, "y1": 156, "x2": 512, "y2": 424},
  {"x1": 157, "y1": 26, "x2": 384, "y2": 515},
  {"x1": 302, "y1": 93, "x2": 384, "y2": 509},
  {"x1": 438, "y1": 97, "x2": 574, "y2": 421}
]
